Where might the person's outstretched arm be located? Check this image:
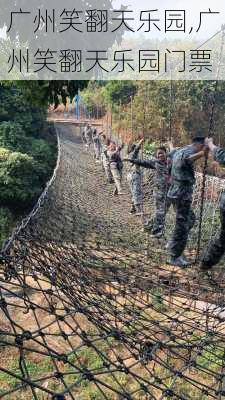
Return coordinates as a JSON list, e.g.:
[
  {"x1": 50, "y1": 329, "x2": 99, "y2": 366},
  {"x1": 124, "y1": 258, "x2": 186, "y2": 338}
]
[
  {"x1": 205, "y1": 137, "x2": 225, "y2": 166},
  {"x1": 124, "y1": 158, "x2": 156, "y2": 170},
  {"x1": 131, "y1": 139, "x2": 144, "y2": 160},
  {"x1": 186, "y1": 147, "x2": 208, "y2": 163}
]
